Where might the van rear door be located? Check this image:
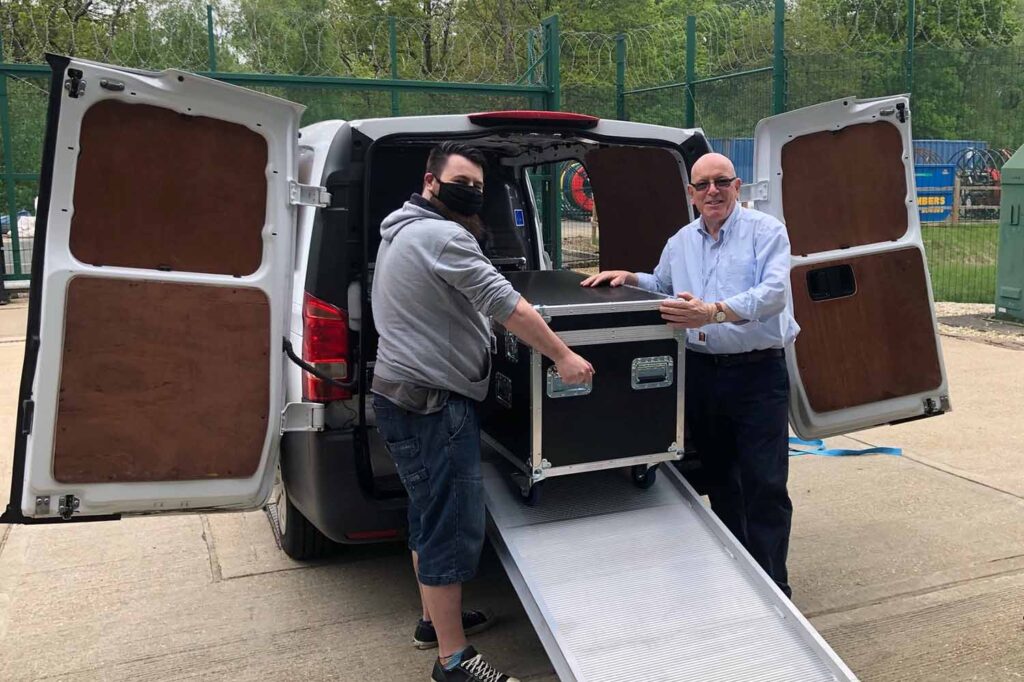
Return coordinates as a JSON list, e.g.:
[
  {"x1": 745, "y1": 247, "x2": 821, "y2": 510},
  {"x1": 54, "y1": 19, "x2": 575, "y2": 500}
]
[
  {"x1": 752, "y1": 95, "x2": 949, "y2": 439},
  {"x1": 3, "y1": 56, "x2": 304, "y2": 522}
]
